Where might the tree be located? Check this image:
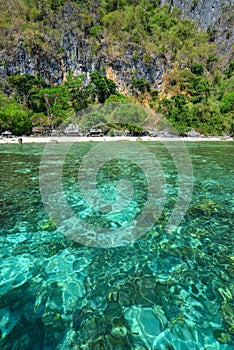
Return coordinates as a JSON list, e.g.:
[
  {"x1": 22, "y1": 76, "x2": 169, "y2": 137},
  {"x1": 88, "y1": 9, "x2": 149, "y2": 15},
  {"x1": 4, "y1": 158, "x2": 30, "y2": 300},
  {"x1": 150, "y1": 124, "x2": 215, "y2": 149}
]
[
  {"x1": 190, "y1": 63, "x2": 204, "y2": 76},
  {"x1": 64, "y1": 75, "x2": 90, "y2": 112},
  {"x1": 220, "y1": 92, "x2": 234, "y2": 113},
  {"x1": 188, "y1": 76, "x2": 211, "y2": 102},
  {"x1": 87, "y1": 110, "x2": 107, "y2": 127},
  {"x1": 89, "y1": 71, "x2": 118, "y2": 103},
  {"x1": 7, "y1": 74, "x2": 47, "y2": 108},
  {"x1": 130, "y1": 77, "x2": 151, "y2": 96},
  {"x1": 0, "y1": 91, "x2": 31, "y2": 135},
  {"x1": 37, "y1": 85, "x2": 72, "y2": 128},
  {"x1": 224, "y1": 61, "x2": 234, "y2": 78},
  {"x1": 31, "y1": 112, "x2": 50, "y2": 128}
]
